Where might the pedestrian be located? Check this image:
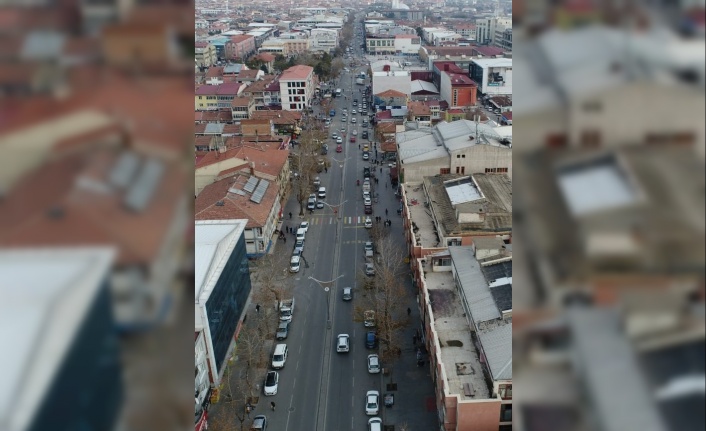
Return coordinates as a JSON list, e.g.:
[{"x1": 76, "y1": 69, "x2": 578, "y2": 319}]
[
  {"x1": 325, "y1": 167, "x2": 328, "y2": 173},
  {"x1": 283, "y1": 236, "x2": 287, "y2": 244},
  {"x1": 289, "y1": 212, "x2": 292, "y2": 219},
  {"x1": 385, "y1": 182, "x2": 388, "y2": 188},
  {"x1": 255, "y1": 304, "x2": 260, "y2": 313},
  {"x1": 385, "y1": 209, "x2": 388, "y2": 216},
  {"x1": 407, "y1": 307, "x2": 411, "y2": 316},
  {"x1": 271, "y1": 401, "x2": 276, "y2": 411},
  {"x1": 380, "y1": 167, "x2": 382, "y2": 173}
]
